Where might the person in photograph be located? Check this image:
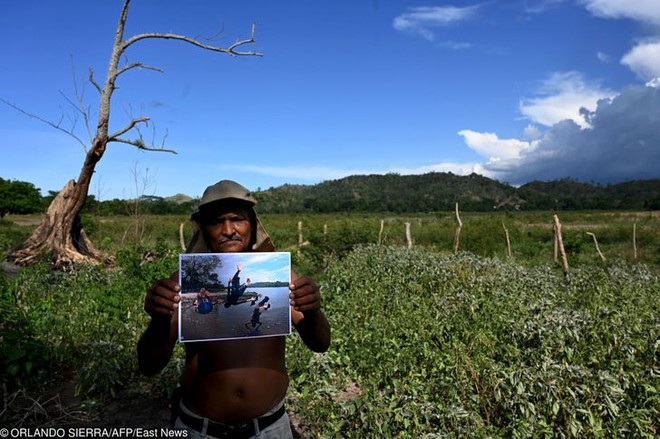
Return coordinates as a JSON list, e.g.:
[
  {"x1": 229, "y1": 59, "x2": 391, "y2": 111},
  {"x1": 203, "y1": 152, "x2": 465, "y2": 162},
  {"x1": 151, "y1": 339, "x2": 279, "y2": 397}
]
[
  {"x1": 245, "y1": 301, "x2": 271, "y2": 332},
  {"x1": 193, "y1": 287, "x2": 214, "y2": 314},
  {"x1": 225, "y1": 263, "x2": 251, "y2": 308},
  {"x1": 137, "y1": 179, "x2": 331, "y2": 438}
]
